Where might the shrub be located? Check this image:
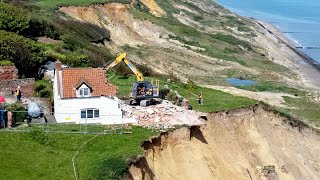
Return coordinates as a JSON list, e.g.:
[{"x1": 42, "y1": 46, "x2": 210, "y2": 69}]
[
  {"x1": 83, "y1": 48, "x2": 114, "y2": 68},
  {"x1": 55, "y1": 19, "x2": 110, "y2": 44},
  {"x1": 0, "y1": 60, "x2": 14, "y2": 66},
  {"x1": 159, "y1": 88, "x2": 170, "y2": 99},
  {"x1": 166, "y1": 91, "x2": 177, "y2": 102},
  {"x1": 238, "y1": 26, "x2": 252, "y2": 32},
  {"x1": 0, "y1": 2, "x2": 30, "y2": 34},
  {"x1": 39, "y1": 88, "x2": 52, "y2": 98},
  {"x1": 113, "y1": 62, "x2": 132, "y2": 78},
  {"x1": 135, "y1": 63, "x2": 158, "y2": 77},
  {"x1": 6, "y1": 103, "x2": 27, "y2": 124},
  {"x1": 26, "y1": 18, "x2": 60, "y2": 39},
  {"x1": 63, "y1": 52, "x2": 87, "y2": 67},
  {"x1": 35, "y1": 81, "x2": 47, "y2": 92},
  {"x1": 186, "y1": 79, "x2": 196, "y2": 90},
  {"x1": 35, "y1": 80, "x2": 53, "y2": 102},
  {"x1": 0, "y1": 30, "x2": 47, "y2": 77}
]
